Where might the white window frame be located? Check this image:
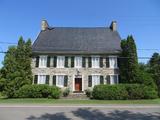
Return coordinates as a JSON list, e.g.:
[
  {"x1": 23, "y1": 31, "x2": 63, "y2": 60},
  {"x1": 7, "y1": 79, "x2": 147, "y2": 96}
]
[
  {"x1": 56, "y1": 75, "x2": 65, "y2": 88},
  {"x1": 109, "y1": 56, "x2": 118, "y2": 68},
  {"x1": 92, "y1": 75, "x2": 100, "y2": 87},
  {"x1": 74, "y1": 56, "x2": 82, "y2": 68},
  {"x1": 92, "y1": 56, "x2": 100, "y2": 68},
  {"x1": 110, "y1": 74, "x2": 119, "y2": 85},
  {"x1": 38, "y1": 75, "x2": 46, "y2": 84},
  {"x1": 57, "y1": 56, "x2": 65, "y2": 68},
  {"x1": 39, "y1": 55, "x2": 47, "y2": 68}
]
